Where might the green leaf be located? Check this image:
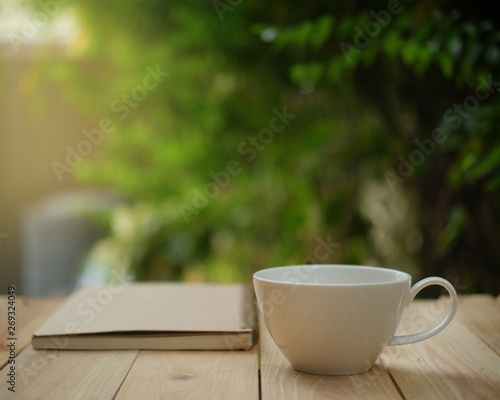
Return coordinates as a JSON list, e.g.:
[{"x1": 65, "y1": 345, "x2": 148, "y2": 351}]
[
  {"x1": 401, "y1": 39, "x2": 421, "y2": 65},
  {"x1": 382, "y1": 30, "x2": 402, "y2": 57},
  {"x1": 436, "y1": 207, "x2": 468, "y2": 255},
  {"x1": 467, "y1": 145, "x2": 500, "y2": 181},
  {"x1": 309, "y1": 15, "x2": 334, "y2": 49},
  {"x1": 290, "y1": 62, "x2": 324, "y2": 87},
  {"x1": 295, "y1": 20, "x2": 314, "y2": 48},
  {"x1": 457, "y1": 41, "x2": 482, "y2": 86},
  {"x1": 438, "y1": 52, "x2": 454, "y2": 78}
]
